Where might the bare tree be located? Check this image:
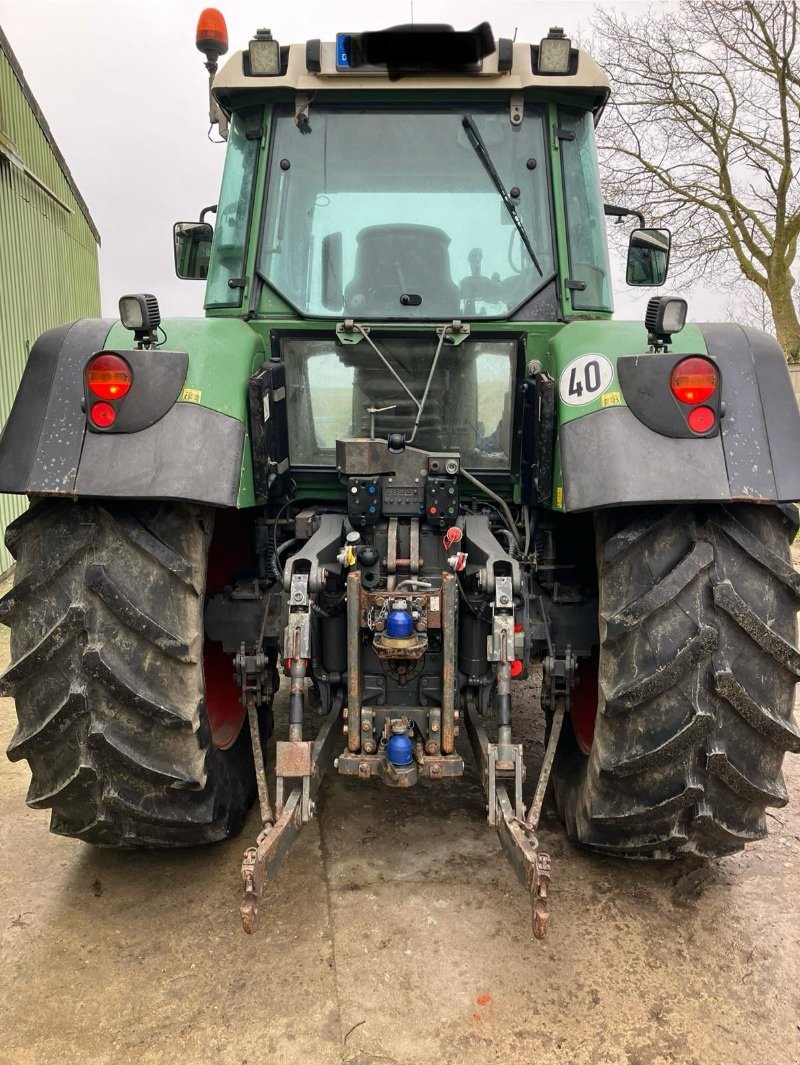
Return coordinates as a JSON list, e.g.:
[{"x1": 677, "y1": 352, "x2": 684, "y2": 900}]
[
  {"x1": 591, "y1": 1, "x2": 800, "y2": 360},
  {"x1": 724, "y1": 279, "x2": 777, "y2": 332}
]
